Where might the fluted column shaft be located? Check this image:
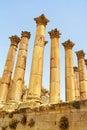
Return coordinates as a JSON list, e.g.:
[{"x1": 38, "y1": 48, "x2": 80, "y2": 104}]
[
  {"x1": 10, "y1": 31, "x2": 30, "y2": 102},
  {"x1": 62, "y1": 40, "x2": 75, "y2": 101},
  {"x1": 73, "y1": 67, "x2": 80, "y2": 100},
  {"x1": 76, "y1": 50, "x2": 87, "y2": 99},
  {"x1": 48, "y1": 28, "x2": 61, "y2": 103},
  {"x1": 28, "y1": 14, "x2": 49, "y2": 101},
  {"x1": 0, "y1": 35, "x2": 20, "y2": 103}
]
